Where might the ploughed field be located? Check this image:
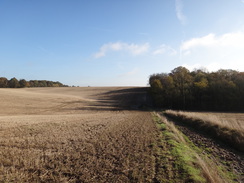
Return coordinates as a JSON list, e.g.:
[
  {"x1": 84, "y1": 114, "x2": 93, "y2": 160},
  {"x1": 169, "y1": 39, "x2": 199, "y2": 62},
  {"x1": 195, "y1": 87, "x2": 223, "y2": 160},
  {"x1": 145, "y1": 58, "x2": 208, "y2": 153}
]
[
  {"x1": 0, "y1": 87, "x2": 158, "y2": 182},
  {"x1": 1, "y1": 87, "x2": 243, "y2": 182}
]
